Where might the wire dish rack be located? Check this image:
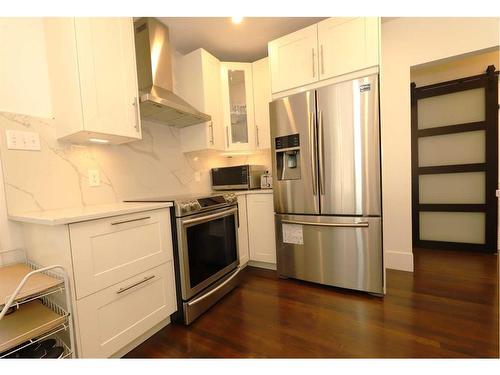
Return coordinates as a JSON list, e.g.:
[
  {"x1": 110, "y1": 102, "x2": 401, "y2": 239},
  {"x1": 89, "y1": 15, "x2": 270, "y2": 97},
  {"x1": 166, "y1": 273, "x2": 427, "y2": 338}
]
[{"x1": 0, "y1": 249, "x2": 75, "y2": 359}]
